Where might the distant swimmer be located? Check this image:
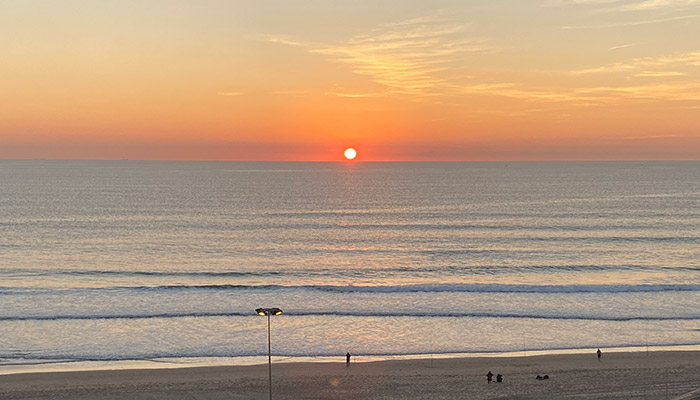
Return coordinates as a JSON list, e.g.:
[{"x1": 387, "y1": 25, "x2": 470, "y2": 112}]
[
  {"x1": 487, "y1": 371, "x2": 493, "y2": 384},
  {"x1": 346, "y1": 352, "x2": 351, "y2": 365},
  {"x1": 597, "y1": 348, "x2": 602, "y2": 360}
]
